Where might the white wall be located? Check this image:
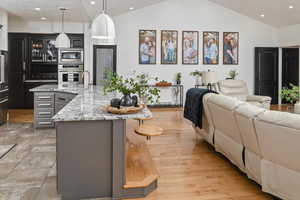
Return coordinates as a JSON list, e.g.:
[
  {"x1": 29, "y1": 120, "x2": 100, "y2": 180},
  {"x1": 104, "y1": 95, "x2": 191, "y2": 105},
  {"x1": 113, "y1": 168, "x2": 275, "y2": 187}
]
[
  {"x1": 0, "y1": 9, "x2": 8, "y2": 51},
  {"x1": 114, "y1": 0, "x2": 279, "y2": 94},
  {"x1": 279, "y1": 24, "x2": 300, "y2": 47}
]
